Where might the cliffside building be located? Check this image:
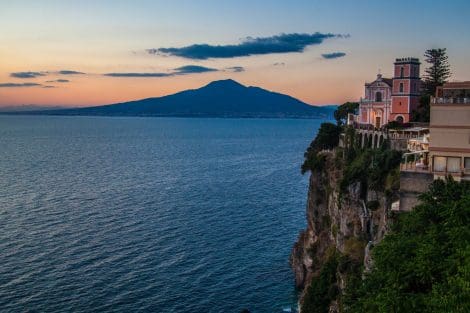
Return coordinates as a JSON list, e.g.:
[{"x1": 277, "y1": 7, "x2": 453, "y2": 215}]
[
  {"x1": 358, "y1": 58, "x2": 422, "y2": 128},
  {"x1": 429, "y1": 81, "x2": 470, "y2": 180}
]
